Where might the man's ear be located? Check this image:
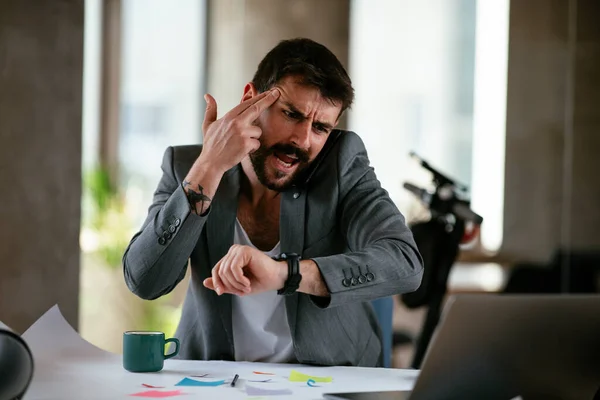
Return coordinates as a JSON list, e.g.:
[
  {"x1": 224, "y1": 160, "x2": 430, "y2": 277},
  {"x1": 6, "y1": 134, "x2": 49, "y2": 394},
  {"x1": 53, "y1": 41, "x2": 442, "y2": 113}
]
[{"x1": 241, "y1": 82, "x2": 258, "y2": 103}]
